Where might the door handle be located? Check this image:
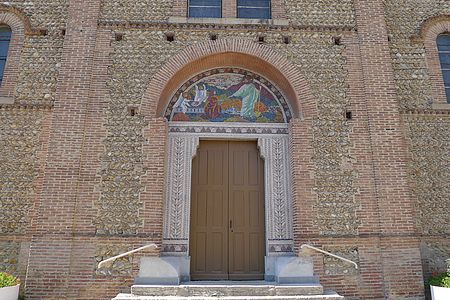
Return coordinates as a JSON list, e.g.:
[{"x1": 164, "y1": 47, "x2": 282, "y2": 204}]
[{"x1": 230, "y1": 220, "x2": 233, "y2": 232}]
